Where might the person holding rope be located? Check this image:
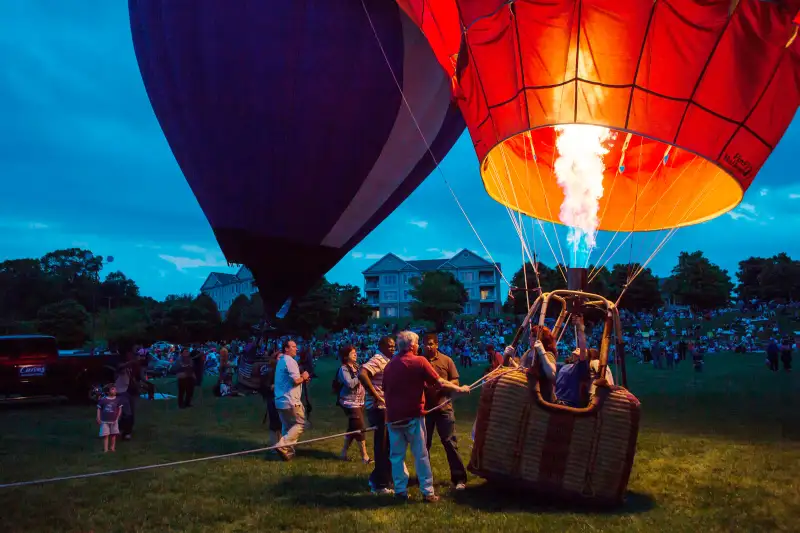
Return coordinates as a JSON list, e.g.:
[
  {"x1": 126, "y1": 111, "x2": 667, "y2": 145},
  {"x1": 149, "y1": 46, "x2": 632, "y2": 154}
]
[
  {"x1": 359, "y1": 336, "x2": 397, "y2": 495},
  {"x1": 383, "y1": 331, "x2": 470, "y2": 503},
  {"x1": 421, "y1": 333, "x2": 468, "y2": 491},
  {"x1": 274, "y1": 339, "x2": 310, "y2": 462}
]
